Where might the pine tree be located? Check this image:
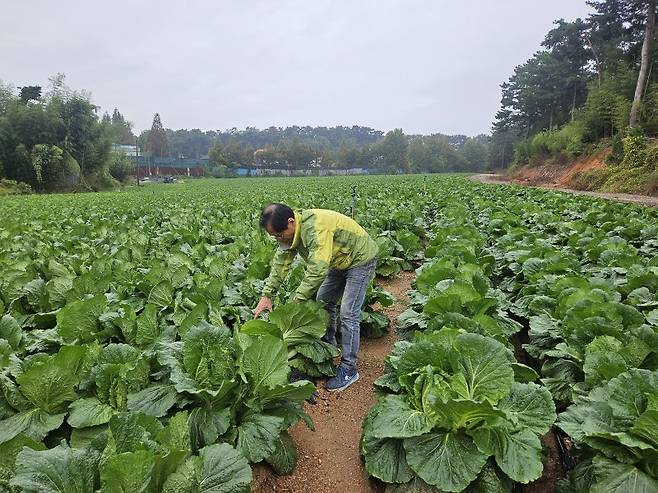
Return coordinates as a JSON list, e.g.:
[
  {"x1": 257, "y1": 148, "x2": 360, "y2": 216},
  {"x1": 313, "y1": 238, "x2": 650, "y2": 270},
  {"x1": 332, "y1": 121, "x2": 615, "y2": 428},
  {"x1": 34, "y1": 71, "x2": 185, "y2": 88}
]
[
  {"x1": 111, "y1": 108, "x2": 124, "y2": 125},
  {"x1": 146, "y1": 113, "x2": 169, "y2": 157}
]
